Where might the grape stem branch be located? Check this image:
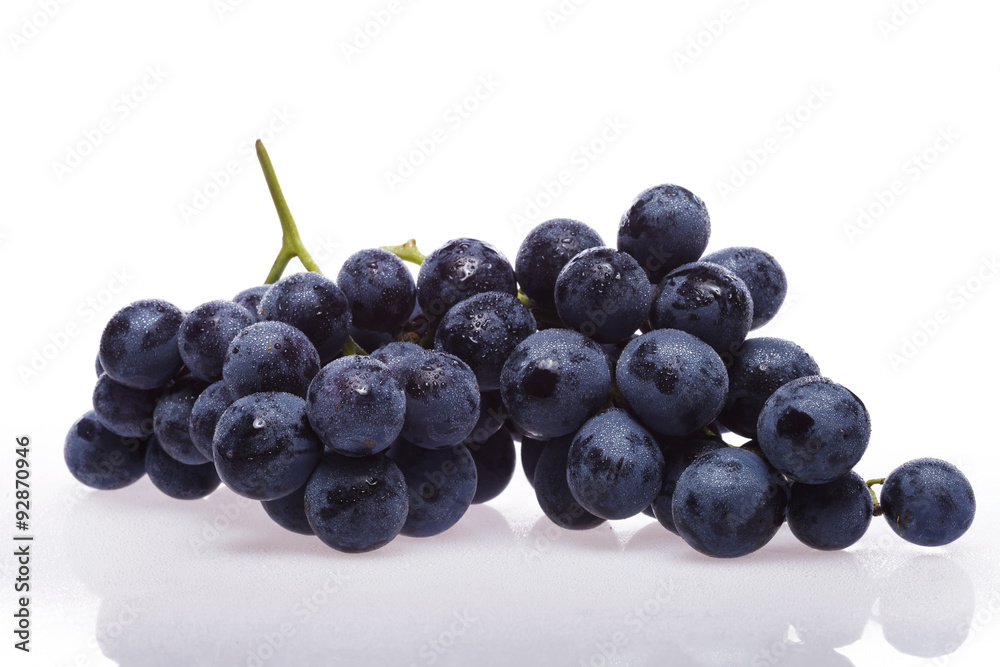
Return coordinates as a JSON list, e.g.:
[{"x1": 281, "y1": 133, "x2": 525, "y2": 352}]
[
  {"x1": 867, "y1": 478, "x2": 885, "y2": 517},
  {"x1": 256, "y1": 140, "x2": 322, "y2": 284}
]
